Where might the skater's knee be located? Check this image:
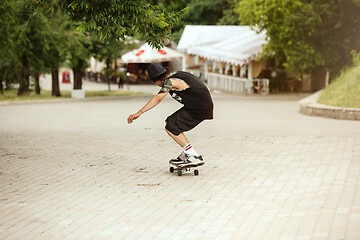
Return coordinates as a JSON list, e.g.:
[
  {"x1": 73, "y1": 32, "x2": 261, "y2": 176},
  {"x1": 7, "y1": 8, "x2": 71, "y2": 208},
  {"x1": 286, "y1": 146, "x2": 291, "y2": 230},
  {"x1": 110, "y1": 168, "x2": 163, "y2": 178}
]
[
  {"x1": 165, "y1": 124, "x2": 180, "y2": 136},
  {"x1": 165, "y1": 126, "x2": 173, "y2": 137},
  {"x1": 164, "y1": 123, "x2": 171, "y2": 135}
]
